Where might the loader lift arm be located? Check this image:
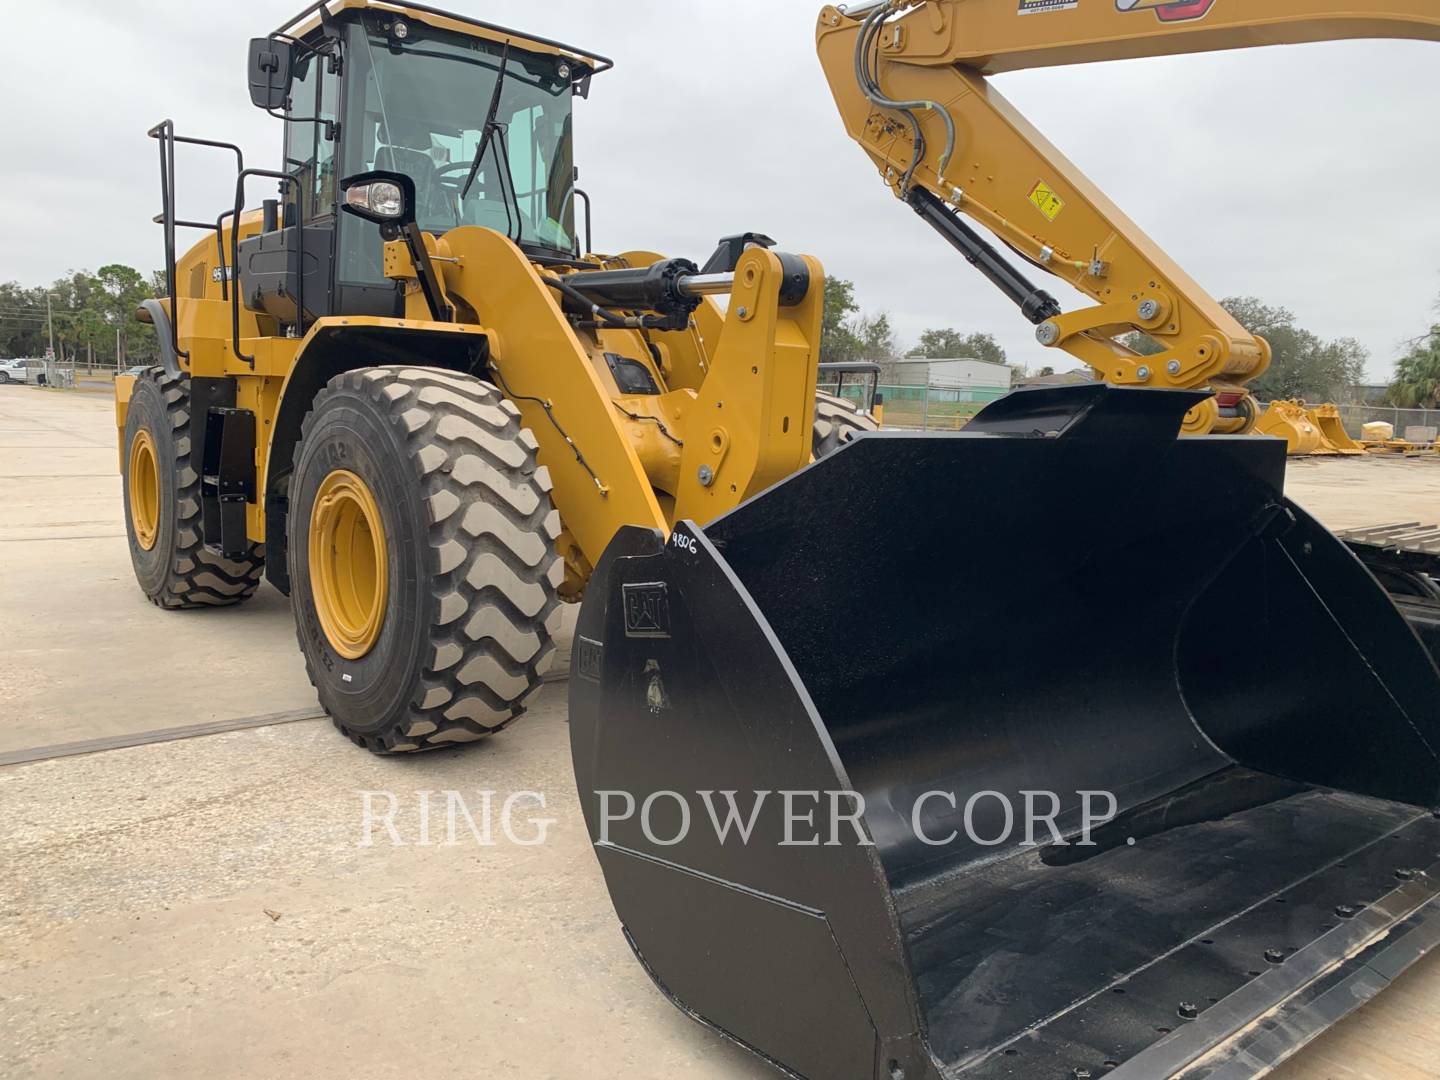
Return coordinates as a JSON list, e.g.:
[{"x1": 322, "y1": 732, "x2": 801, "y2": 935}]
[{"x1": 816, "y1": 0, "x2": 1440, "y2": 434}]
